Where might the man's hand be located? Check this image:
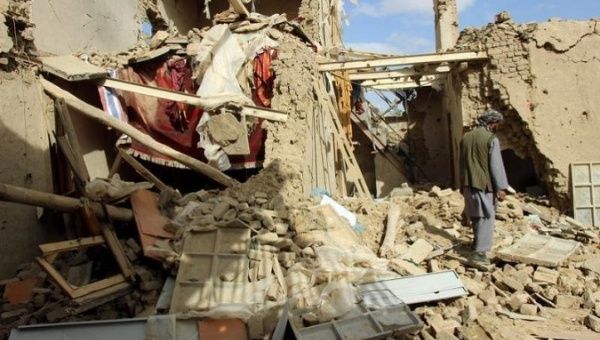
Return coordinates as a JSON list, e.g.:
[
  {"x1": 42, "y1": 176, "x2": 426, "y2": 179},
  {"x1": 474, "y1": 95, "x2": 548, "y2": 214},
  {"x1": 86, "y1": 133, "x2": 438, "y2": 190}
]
[{"x1": 497, "y1": 190, "x2": 507, "y2": 202}]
